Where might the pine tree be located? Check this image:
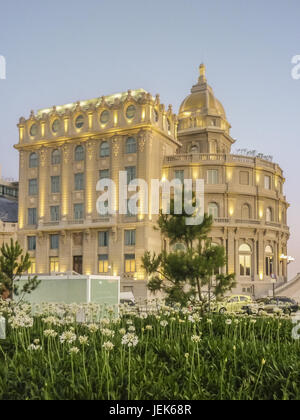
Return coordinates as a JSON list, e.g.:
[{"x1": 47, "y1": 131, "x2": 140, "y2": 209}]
[
  {"x1": 142, "y1": 196, "x2": 236, "y2": 307},
  {"x1": 0, "y1": 239, "x2": 40, "y2": 301}
]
